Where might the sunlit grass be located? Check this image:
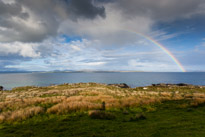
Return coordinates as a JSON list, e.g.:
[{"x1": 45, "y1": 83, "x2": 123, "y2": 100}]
[{"x1": 0, "y1": 83, "x2": 204, "y2": 123}]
